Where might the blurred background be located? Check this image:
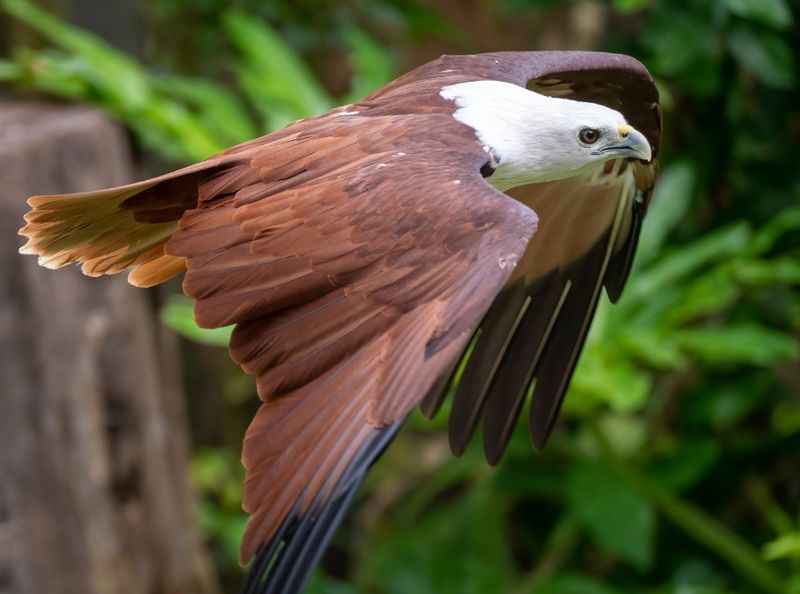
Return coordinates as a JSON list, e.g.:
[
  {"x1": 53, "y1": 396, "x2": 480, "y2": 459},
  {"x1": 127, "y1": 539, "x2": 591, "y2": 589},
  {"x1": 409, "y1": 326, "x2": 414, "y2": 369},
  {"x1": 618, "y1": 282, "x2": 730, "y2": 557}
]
[{"x1": 0, "y1": 1, "x2": 799, "y2": 594}]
